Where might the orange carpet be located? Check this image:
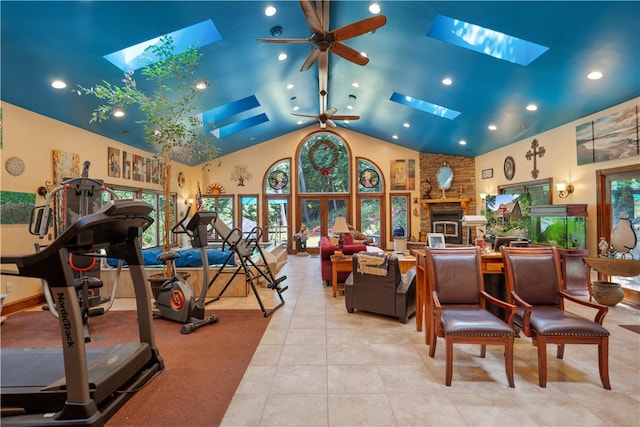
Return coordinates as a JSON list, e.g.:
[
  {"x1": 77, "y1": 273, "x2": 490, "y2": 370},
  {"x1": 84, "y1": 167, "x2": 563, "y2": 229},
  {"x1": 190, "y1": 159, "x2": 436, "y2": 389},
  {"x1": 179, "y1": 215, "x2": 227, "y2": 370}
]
[{"x1": 1, "y1": 309, "x2": 270, "y2": 426}]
